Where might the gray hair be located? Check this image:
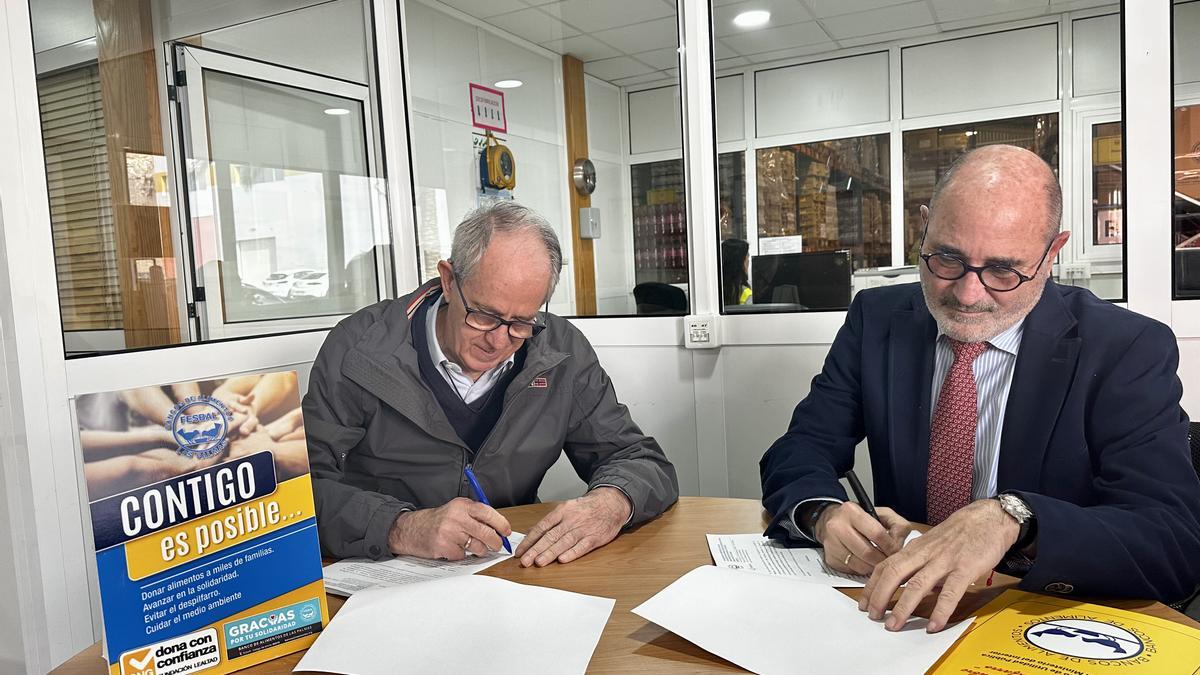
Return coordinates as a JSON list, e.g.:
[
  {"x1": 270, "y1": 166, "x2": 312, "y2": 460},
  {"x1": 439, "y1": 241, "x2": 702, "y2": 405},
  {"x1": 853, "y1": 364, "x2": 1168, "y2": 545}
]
[
  {"x1": 930, "y1": 145, "x2": 1063, "y2": 242},
  {"x1": 450, "y1": 201, "x2": 563, "y2": 302}
]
